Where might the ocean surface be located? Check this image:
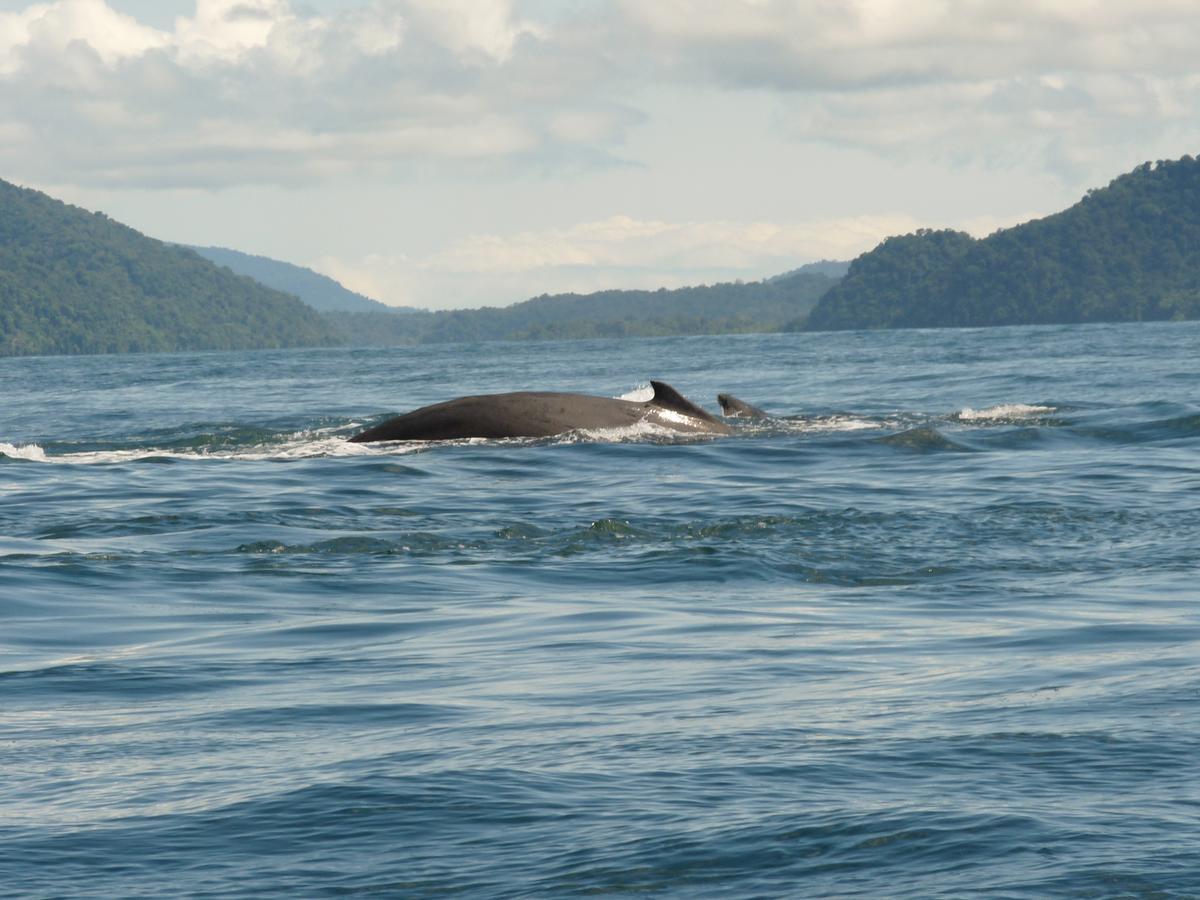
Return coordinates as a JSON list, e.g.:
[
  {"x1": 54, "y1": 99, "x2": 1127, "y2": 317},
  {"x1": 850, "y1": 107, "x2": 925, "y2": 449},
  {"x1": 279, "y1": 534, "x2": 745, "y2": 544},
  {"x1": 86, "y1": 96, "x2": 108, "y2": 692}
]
[{"x1": 2, "y1": 322, "x2": 1198, "y2": 898}]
